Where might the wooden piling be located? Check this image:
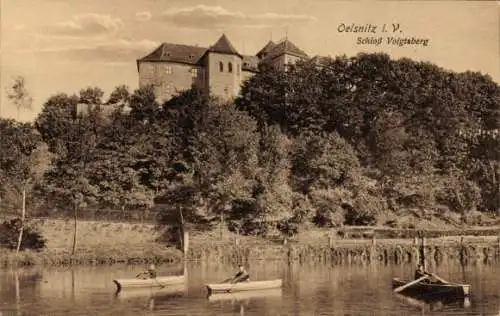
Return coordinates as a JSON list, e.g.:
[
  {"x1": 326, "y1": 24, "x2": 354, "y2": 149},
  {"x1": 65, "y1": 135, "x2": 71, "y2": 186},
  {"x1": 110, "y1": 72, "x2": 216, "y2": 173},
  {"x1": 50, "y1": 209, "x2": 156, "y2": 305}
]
[
  {"x1": 183, "y1": 231, "x2": 189, "y2": 255},
  {"x1": 328, "y1": 235, "x2": 334, "y2": 248},
  {"x1": 420, "y1": 236, "x2": 427, "y2": 270}
]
